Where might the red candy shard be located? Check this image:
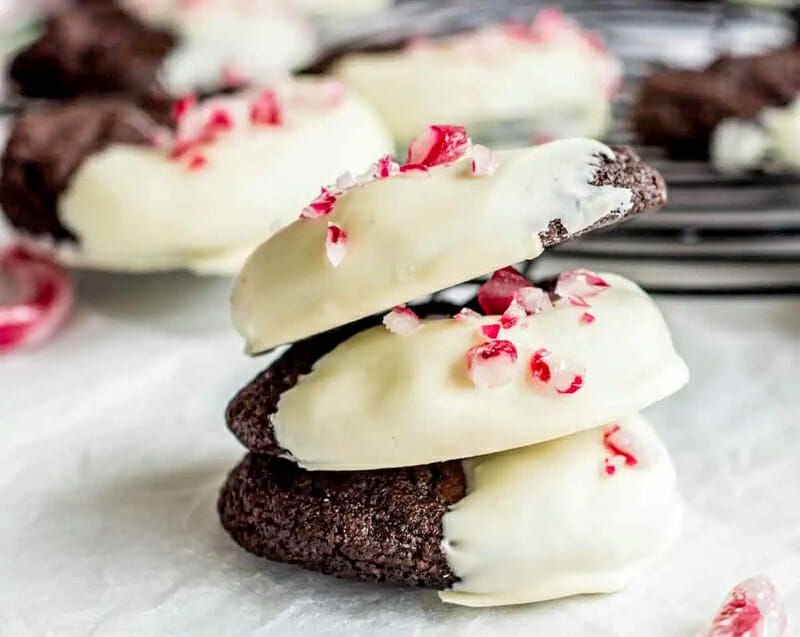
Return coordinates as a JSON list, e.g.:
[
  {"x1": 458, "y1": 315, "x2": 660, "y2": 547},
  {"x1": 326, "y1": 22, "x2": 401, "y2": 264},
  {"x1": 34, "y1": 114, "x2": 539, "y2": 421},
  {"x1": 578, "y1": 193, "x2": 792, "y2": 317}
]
[
  {"x1": 383, "y1": 305, "x2": 421, "y2": 336},
  {"x1": 399, "y1": 162, "x2": 430, "y2": 177},
  {"x1": 603, "y1": 455, "x2": 625, "y2": 477},
  {"x1": 250, "y1": 89, "x2": 283, "y2": 126},
  {"x1": 187, "y1": 154, "x2": 207, "y2": 171},
  {"x1": 207, "y1": 108, "x2": 234, "y2": 132},
  {"x1": 325, "y1": 223, "x2": 348, "y2": 267},
  {"x1": 580, "y1": 312, "x2": 596, "y2": 325},
  {"x1": 173, "y1": 94, "x2": 197, "y2": 122},
  {"x1": 466, "y1": 339, "x2": 518, "y2": 389},
  {"x1": 0, "y1": 245, "x2": 73, "y2": 352},
  {"x1": 471, "y1": 144, "x2": 499, "y2": 176},
  {"x1": 529, "y1": 348, "x2": 585, "y2": 395},
  {"x1": 555, "y1": 269, "x2": 610, "y2": 308},
  {"x1": 500, "y1": 299, "x2": 526, "y2": 330},
  {"x1": 481, "y1": 323, "x2": 501, "y2": 339},
  {"x1": 406, "y1": 125, "x2": 469, "y2": 167},
  {"x1": 371, "y1": 155, "x2": 400, "y2": 179},
  {"x1": 602, "y1": 425, "x2": 638, "y2": 467},
  {"x1": 478, "y1": 267, "x2": 532, "y2": 314},
  {"x1": 301, "y1": 187, "x2": 339, "y2": 219},
  {"x1": 702, "y1": 576, "x2": 787, "y2": 637}
]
